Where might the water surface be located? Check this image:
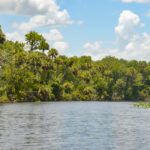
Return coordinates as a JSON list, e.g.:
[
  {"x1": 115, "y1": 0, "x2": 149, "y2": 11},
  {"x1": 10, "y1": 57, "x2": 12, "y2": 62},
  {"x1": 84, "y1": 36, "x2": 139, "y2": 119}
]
[{"x1": 0, "y1": 102, "x2": 150, "y2": 150}]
